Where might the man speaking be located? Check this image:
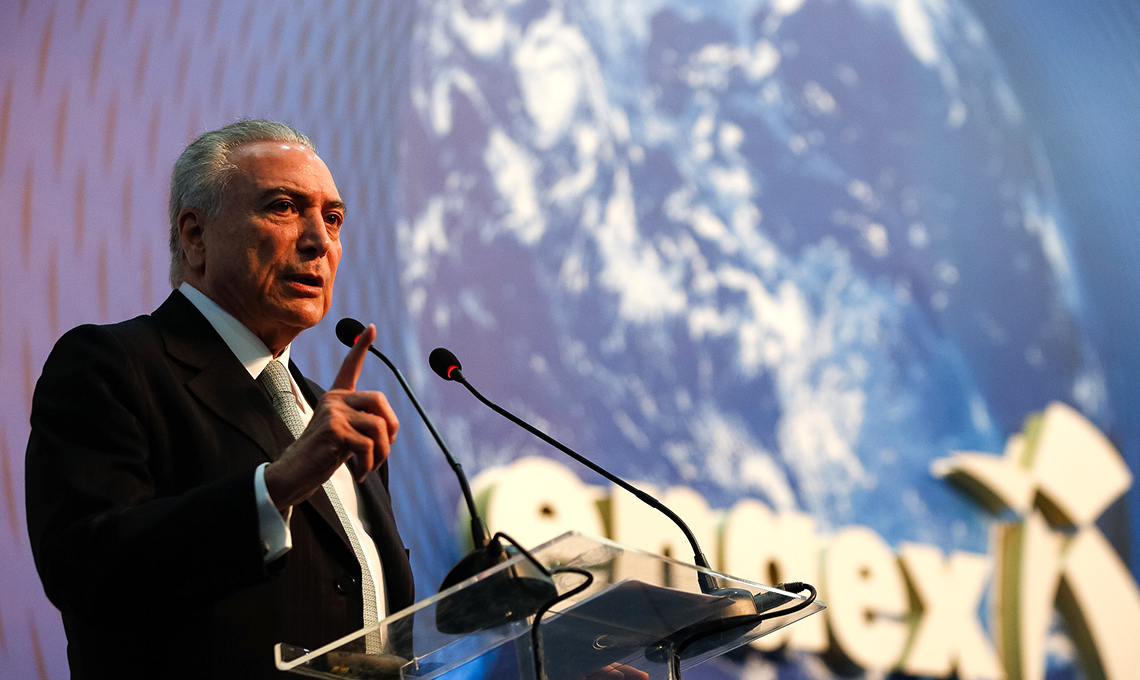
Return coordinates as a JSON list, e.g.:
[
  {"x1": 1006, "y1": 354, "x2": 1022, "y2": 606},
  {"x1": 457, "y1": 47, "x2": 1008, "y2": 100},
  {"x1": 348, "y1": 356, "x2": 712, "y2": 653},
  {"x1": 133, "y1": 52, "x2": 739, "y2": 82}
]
[{"x1": 25, "y1": 120, "x2": 415, "y2": 679}]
